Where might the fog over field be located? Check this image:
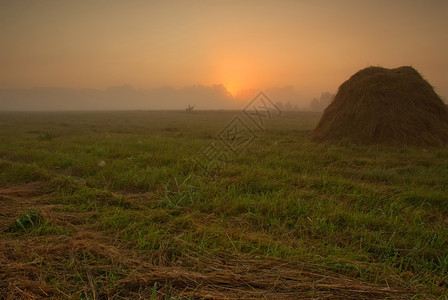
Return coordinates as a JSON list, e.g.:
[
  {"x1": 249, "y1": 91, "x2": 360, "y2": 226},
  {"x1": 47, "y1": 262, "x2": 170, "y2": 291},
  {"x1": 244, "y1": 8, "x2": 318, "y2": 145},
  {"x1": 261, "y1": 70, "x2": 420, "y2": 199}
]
[
  {"x1": 0, "y1": 85, "x2": 313, "y2": 111},
  {"x1": 1, "y1": 0, "x2": 447, "y2": 111}
]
